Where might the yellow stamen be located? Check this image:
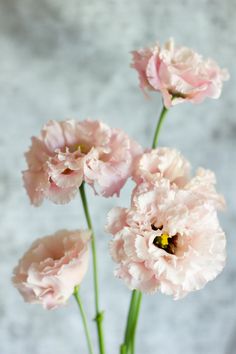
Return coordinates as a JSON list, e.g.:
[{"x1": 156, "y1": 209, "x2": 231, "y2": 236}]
[
  {"x1": 70, "y1": 144, "x2": 89, "y2": 154},
  {"x1": 78, "y1": 144, "x2": 88, "y2": 154},
  {"x1": 160, "y1": 233, "x2": 169, "y2": 247}
]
